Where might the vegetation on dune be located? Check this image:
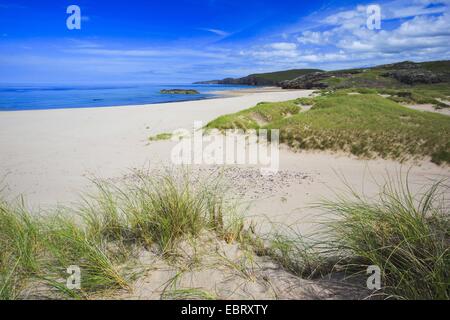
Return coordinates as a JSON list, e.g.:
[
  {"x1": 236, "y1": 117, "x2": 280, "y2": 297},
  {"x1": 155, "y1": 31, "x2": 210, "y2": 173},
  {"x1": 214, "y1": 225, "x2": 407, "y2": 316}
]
[
  {"x1": 148, "y1": 132, "x2": 173, "y2": 141},
  {"x1": 81, "y1": 170, "x2": 242, "y2": 254},
  {"x1": 328, "y1": 85, "x2": 450, "y2": 109},
  {"x1": 321, "y1": 176, "x2": 450, "y2": 300},
  {"x1": 0, "y1": 170, "x2": 243, "y2": 299},
  {"x1": 383, "y1": 85, "x2": 450, "y2": 109},
  {"x1": 0, "y1": 171, "x2": 448, "y2": 300},
  {"x1": 206, "y1": 100, "x2": 300, "y2": 131},
  {"x1": 0, "y1": 199, "x2": 41, "y2": 299},
  {"x1": 206, "y1": 92, "x2": 450, "y2": 164},
  {"x1": 250, "y1": 176, "x2": 449, "y2": 300}
]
